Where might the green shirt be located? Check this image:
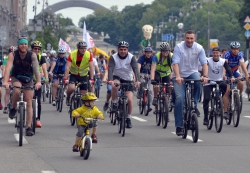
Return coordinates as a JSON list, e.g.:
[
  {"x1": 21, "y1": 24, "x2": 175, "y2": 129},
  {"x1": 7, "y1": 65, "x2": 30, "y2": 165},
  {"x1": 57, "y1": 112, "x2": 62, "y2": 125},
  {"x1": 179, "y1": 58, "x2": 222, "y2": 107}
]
[{"x1": 141, "y1": 39, "x2": 151, "y2": 47}]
